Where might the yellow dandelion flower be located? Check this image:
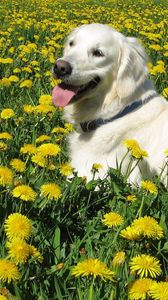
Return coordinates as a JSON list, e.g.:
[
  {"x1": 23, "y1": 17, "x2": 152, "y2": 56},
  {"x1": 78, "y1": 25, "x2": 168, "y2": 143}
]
[
  {"x1": 0, "y1": 132, "x2": 13, "y2": 140},
  {"x1": 18, "y1": 37, "x2": 24, "y2": 42},
  {"x1": 34, "y1": 35, "x2": 39, "y2": 40},
  {"x1": 102, "y1": 212, "x2": 124, "y2": 228},
  {"x1": 12, "y1": 185, "x2": 36, "y2": 202},
  {"x1": 7, "y1": 238, "x2": 30, "y2": 264},
  {"x1": 23, "y1": 105, "x2": 35, "y2": 114},
  {"x1": 30, "y1": 60, "x2": 39, "y2": 66},
  {"x1": 45, "y1": 70, "x2": 51, "y2": 76},
  {"x1": 0, "y1": 58, "x2": 13, "y2": 64},
  {"x1": 20, "y1": 144, "x2": 36, "y2": 155},
  {"x1": 163, "y1": 44, "x2": 168, "y2": 50},
  {"x1": 123, "y1": 139, "x2": 140, "y2": 150},
  {"x1": 8, "y1": 75, "x2": 19, "y2": 82},
  {"x1": 34, "y1": 104, "x2": 55, "y2": 114},
  {"x1": 1, "y1": 109, "x2": 15, "y2": 119},
  {"x1": 31, "y1": 153, "x2": 47, "y2": 168},
  {"x1": 0, "y1": 259, "x2": 20, "y2": 283},
  {"x1": 29, "y1": 245, "x2": 43, "y2": 263},
  {"x1": 132, "y1": 148, "x2": 148, "y2": 159},
  {"x1": 10, "y1": 158, "x2": 26, "y2": 173},
  {"x1": 123, "y1": 139, "x2": 148, "y2": 159},
  {"x1": 31, "y1": 152, "x2": 55, "y2": 170},
  {"x1": 150, "y1": 64, "x2": 166, "y2": 75},
  {"x1": 0, "y1": 78, "x2": 11, "y2": 87},
  {"x1": 112, "y1": 251, "x2": 126, "y2": 268},
  {"x1": 4, "y1": 213, "x2": 32, "y2": 240},
  {"x1": 65, "y1": 122, "x2": 74, "y2": 132},
  {"x1": 149, "y1": 44, "x2": 162, "y2": 51},
  {"x1": 59, "y1": 163, "x2": 74, "y2": 176},
  {"x1": 35, "y1": 135, "x2": 51, "y2": 143},
  {"x1": 120, "y1": 226, "x2": 141, "y2": 240},
  {"x1": 126, "y1": 195, "x2": 137, "y2": 202},
  {"x1": 56, "y1": 263, "x2": 64, "y2": 270},
  {"x1": 49, "y1": 55, "x2": 55, "y2": 64},
  {"x1": 163, "y1": 87, "x2": 168, "y2": 98},
  {"x1": 19, "y1": 79, "x2": 33, "y2": 88},
  {"x1": 92, "y1": 163, "x2": 103, "y2": 171},
  {"x1": 149, "y1": 281, "x2": 168, "y2": 300},
  {"x1": 0, "y1": 166, "x2": 13, "y2": 187},
  {"x1": 0, "y1": 295, "x2": 7, "y2": 300},
  {"x1": 141, "y1": 180, "x2": 158, "y2": 194},
  {"x1": 13, "y1": 68, "x2": 21, "y2": 73},
  {"x1": 71, "y1": 258, "x2": 115, "y2": 281},
  {"x1": 51, "y1": 127, "x2": 68, "y2": 134},
  {"x1": 35, "y1": 73, "x2": 41, "y2": 78},
  {"x1": 37, "y1": 143, "x2": 61, "y2": 157},
  {"x1": 0, "y1": 142, "x2": 7, "y2": 151},
  {"x1": 164, "y1": 149, "x2": 168, "y2": 157},
  {"x1": 129, "y1": 254, "x2": 161, "y2": 278},
  {"x1": 51, "y1": 78, "x2": 61, "y2": 87},
  {"x1": 129, "y1": 278, "x2": 154, "y2": 300},
  {"x1": 22, "y1": 67, "x2": 32, "y2": 73},
  {"x1": 40, "y1": 183, "x2": 62, "y2": 201},
  {"x1": 39, "y1": 94, "x2": 52, "y2": 105},
  {"x1": 132, "y1": 216, "x2": 163, "y2": 240}
]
